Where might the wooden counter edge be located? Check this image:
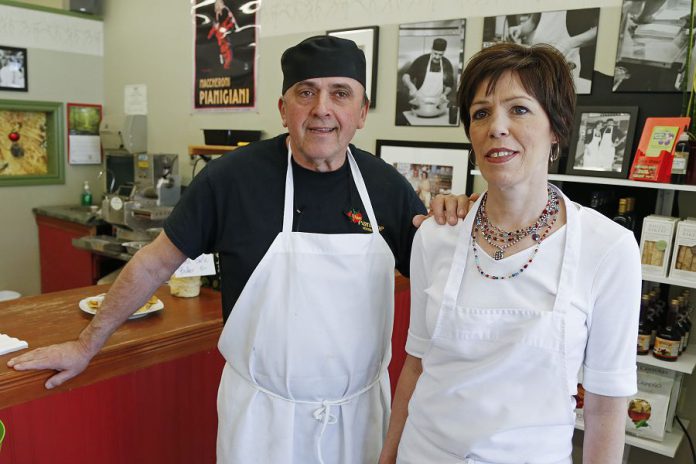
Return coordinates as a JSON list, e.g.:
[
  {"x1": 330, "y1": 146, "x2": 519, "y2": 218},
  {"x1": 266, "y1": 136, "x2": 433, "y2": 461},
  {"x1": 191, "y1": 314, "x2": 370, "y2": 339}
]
[{"x1": 0, "y1": 319, "x2": 221, "y2": 410}]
